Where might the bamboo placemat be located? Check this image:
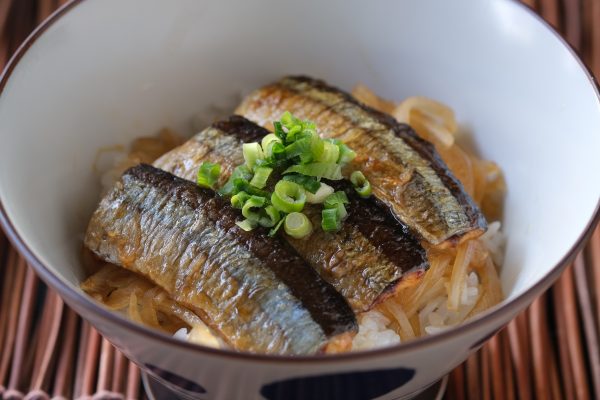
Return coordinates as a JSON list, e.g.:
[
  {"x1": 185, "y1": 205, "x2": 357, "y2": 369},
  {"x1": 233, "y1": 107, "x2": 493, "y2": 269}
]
[{"x1": 0, "y1": 1, "x2": 599, "y2": 399}]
